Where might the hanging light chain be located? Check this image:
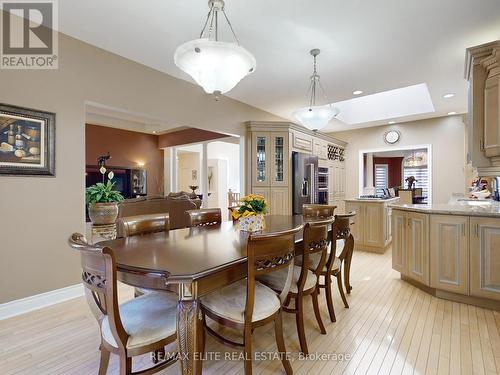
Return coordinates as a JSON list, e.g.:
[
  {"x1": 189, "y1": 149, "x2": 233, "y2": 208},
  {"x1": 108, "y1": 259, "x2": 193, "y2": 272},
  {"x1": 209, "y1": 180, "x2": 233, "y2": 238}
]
[
  {"x1": 307, "y1": 50, "x2": 330, "y2": 109},
  {"x1": 199, "y1": 1, "x2": 240, "y2": 44}
]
